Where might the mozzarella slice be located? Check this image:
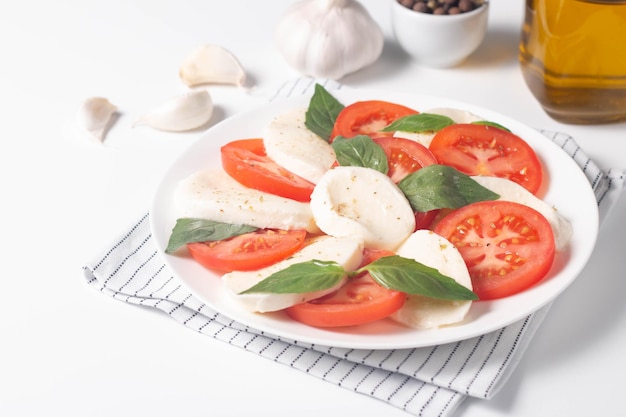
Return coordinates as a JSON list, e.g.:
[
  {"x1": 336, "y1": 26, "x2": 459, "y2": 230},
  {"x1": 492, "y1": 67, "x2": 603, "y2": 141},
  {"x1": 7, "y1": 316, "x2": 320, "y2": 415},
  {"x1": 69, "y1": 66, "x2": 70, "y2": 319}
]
[
  {"x1": 393, "y1": 107, "x2": 483, "y2": 147},
  {"x1": 471, "y1": 175, "x2": 573, "y2": 251},
  {"x1": 391, "y1": 230, "x2": 473, "y2": 329},
  {"x1": 264, "y1": 107, "x2": 336, "y2": 184},
  {"x1": 174, "y1": 168, "x2": 319, "y2": 233},
  {"x1": 222, "y1": 235, "x2": 364, "y2": 312},
  {"x1": 310, "y1": 166, "x2": 416, "y2": 250}
]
